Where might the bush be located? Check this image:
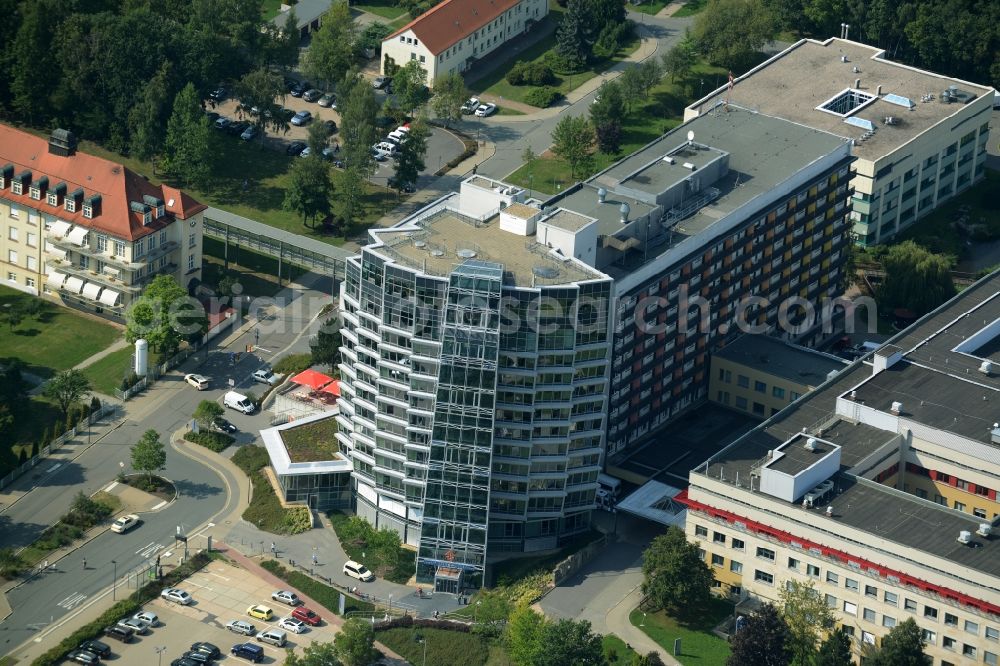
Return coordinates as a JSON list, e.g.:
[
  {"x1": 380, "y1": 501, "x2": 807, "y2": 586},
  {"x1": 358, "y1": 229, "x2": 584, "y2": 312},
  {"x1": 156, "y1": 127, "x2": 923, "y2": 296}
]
[
  {"x1": 232, "y1": 445, "x2": 270, "y2": 476},
  {"x1": 120, "y1": 370, "x2": 140, "y2": 392},
  {"x1": 328, "y1": 512, "x2": 416, "y2": 584},
  {"x1": 523, "y1": 86, "x2": 563, "y2": 108},
  {"x1": 273, "y1": 353, "x2": 313, "y2": 376},
  {"x1": 506, "y1": 61, "x2": 556, "y2": 86},
  {"x1": 184, "y1": 430, "x2": 235, "y2": 453},
  {"x1": 593, "y1": 21, "x2": 632, "y2": 59},
  {"x1": 261, "y1": 559, "x2": 375, "y2": 615}
]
